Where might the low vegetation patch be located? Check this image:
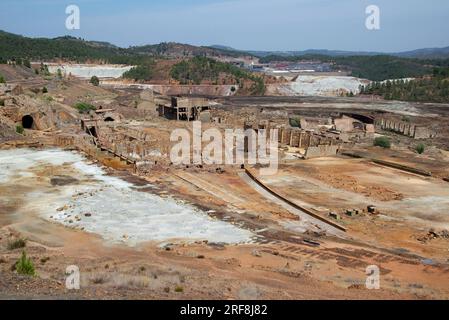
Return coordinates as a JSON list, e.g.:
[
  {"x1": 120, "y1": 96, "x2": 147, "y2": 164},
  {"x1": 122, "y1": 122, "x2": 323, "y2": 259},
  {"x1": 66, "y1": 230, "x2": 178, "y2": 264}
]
[
  {"x1": 289, "y1": 117, "x2": 301, "y2": 128},
  {"x1": 89, "y1": 273, "x2": 110, "y2": 284},
  {"x1": 374, "y1": 136, "x2": 391, "y2": 149},
  {"x1": 15, "y1": 251, "x2": 36, "y2": 276},
  {"x1": 44, "y1": 95, "x2": 53, "y2": 102},
  {"x1": 15, "y1": 125, "x2": 24, "y2": 134},
  {"x1": 7, "y1": 238, "x2": 27, "y2": 250},
  {"x1": 175, "y1": 285, "x2": 184, "y2": 293},
  {"x1": 74, "y1": 102, "x2": 96, "y2": 114},
  {"x1": 416, "y1": 143, "x2": 426, "y2": 154}
]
